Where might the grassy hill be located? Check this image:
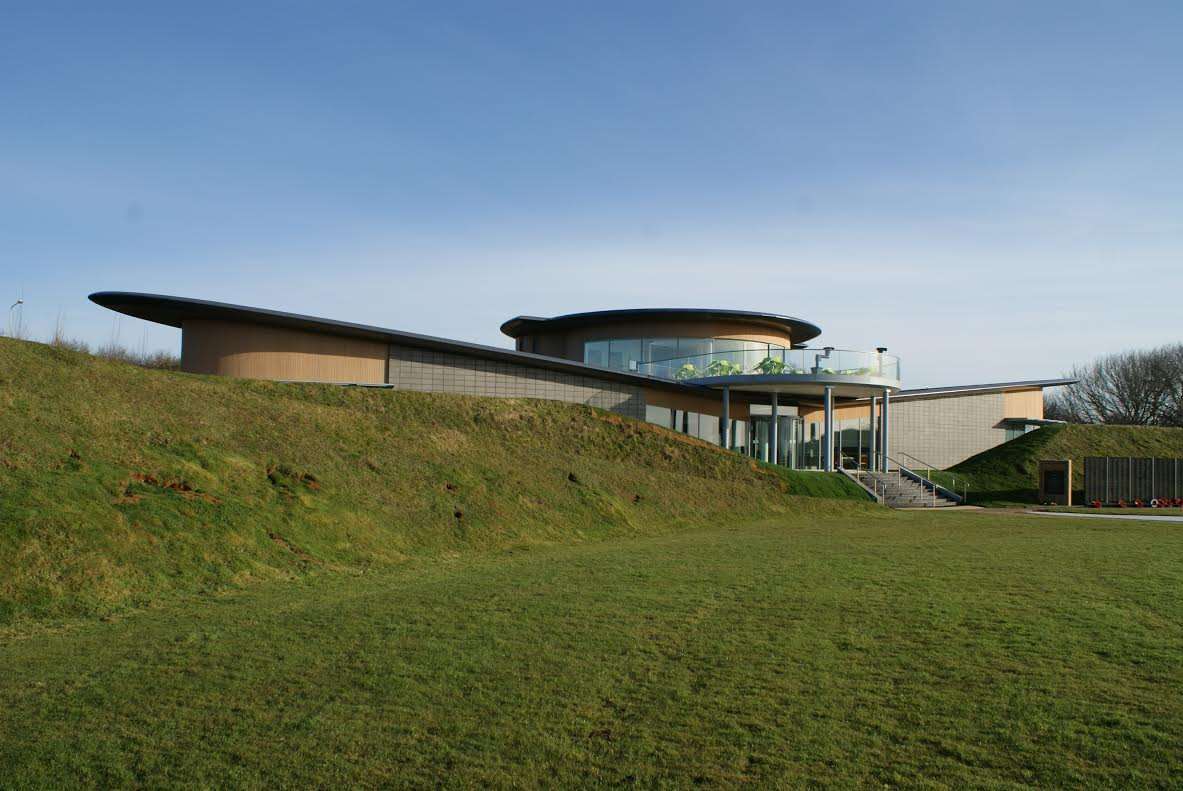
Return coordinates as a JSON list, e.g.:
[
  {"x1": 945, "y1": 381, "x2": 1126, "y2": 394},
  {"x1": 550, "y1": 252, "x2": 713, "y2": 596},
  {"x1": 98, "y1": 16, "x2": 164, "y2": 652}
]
[
  {"x1": 5, "y1": 337, "x2": 1183, "y2": 786},
  {"x1": 942, "y1": 423, "x2": 1183, "y2": 505},
  {"x1": 0, "y1": 337, "x2": 867, "y2": 624}
]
